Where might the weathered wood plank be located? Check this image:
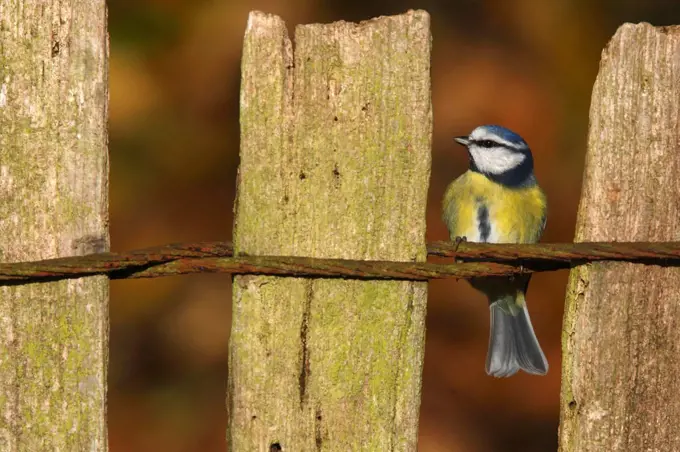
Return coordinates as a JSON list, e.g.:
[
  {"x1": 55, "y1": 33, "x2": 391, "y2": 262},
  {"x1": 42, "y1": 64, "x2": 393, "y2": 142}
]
[
  {"x1": 0, "y1": 1, "x2": 109, "y2": 450},
  {"x1": 228, "y1": 10, "x2": 432, "y2": 451},
  {"x1": 560, "y1": 23, "x2": 680, "y2": 452}
]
